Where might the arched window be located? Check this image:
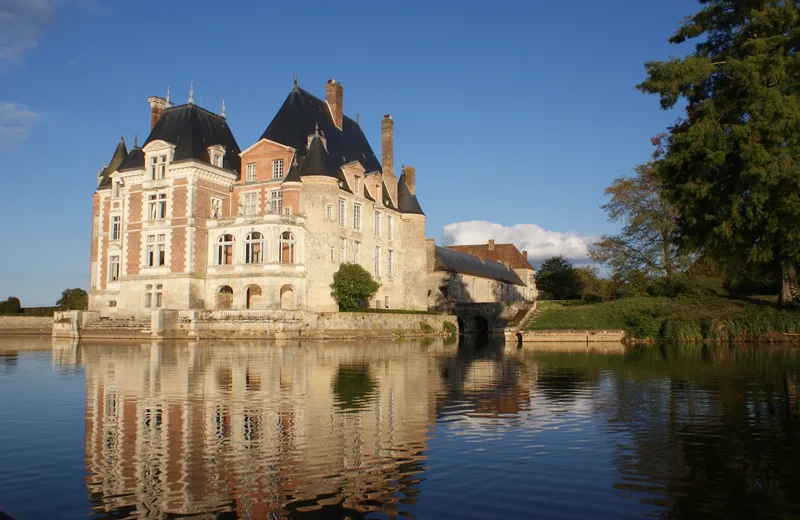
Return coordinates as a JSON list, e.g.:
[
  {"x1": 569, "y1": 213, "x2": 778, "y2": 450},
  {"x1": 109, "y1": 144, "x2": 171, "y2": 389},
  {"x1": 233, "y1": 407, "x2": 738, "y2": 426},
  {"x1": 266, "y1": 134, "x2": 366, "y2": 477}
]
[
  {"x1": 217, "y1": 234, "x2": 234, "y2": 265},
  {"x1": 218, "y1": 285, "x2": 233, "y2": 309},
  {"x1": 279, "y1": 231, "x2": 295, "y2": 264},
  {"x1": 245, "y1": 232, "x2": 264, "y2": 264}
]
